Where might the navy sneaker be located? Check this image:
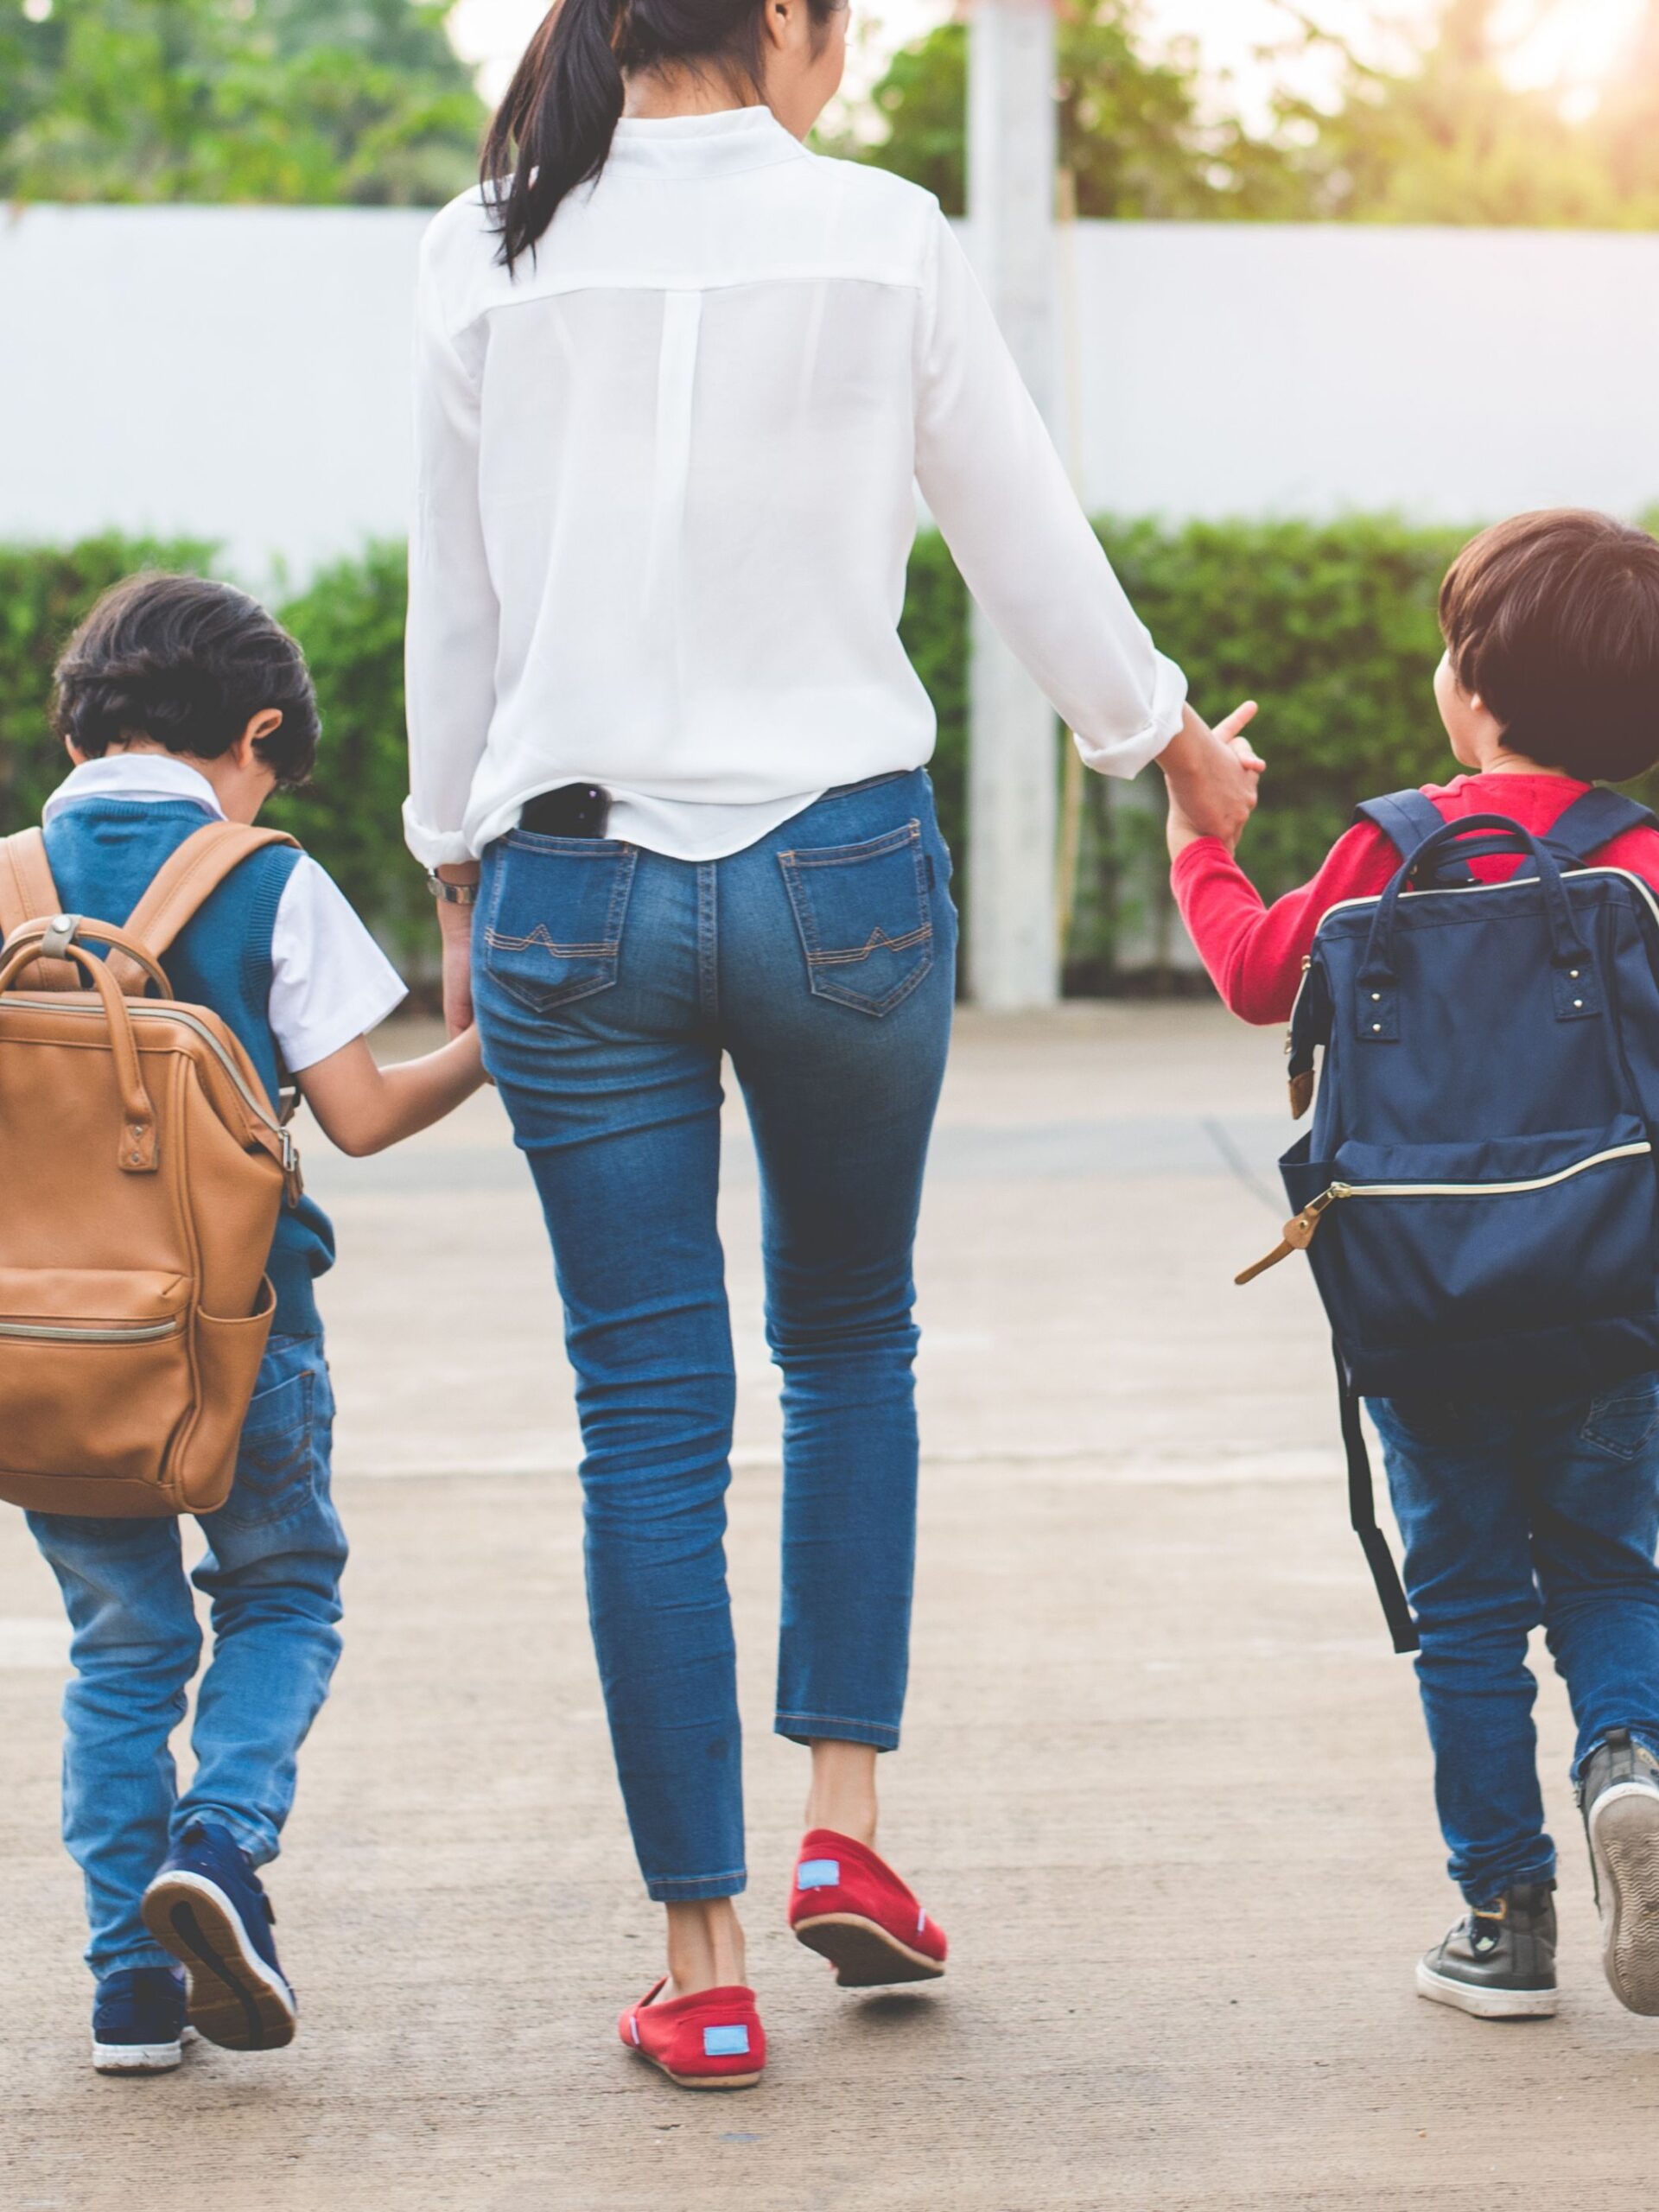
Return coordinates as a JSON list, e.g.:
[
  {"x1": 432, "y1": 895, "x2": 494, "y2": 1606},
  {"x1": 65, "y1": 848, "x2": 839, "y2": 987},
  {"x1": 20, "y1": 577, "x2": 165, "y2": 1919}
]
[
  {"x1": 141, "y1": 1822, "x2": 297, "y2": 2051},
  {"x1": 92, "y1": 1965, "x2": 189, "y2": 2074}
]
